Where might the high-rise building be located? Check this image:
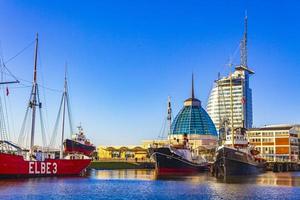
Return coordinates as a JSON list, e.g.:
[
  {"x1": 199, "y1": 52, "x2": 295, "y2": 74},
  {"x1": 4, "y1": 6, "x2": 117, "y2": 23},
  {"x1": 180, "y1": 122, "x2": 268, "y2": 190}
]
[{"x1": 206, "y1": 14, "x2": 254, "y2": 131}]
